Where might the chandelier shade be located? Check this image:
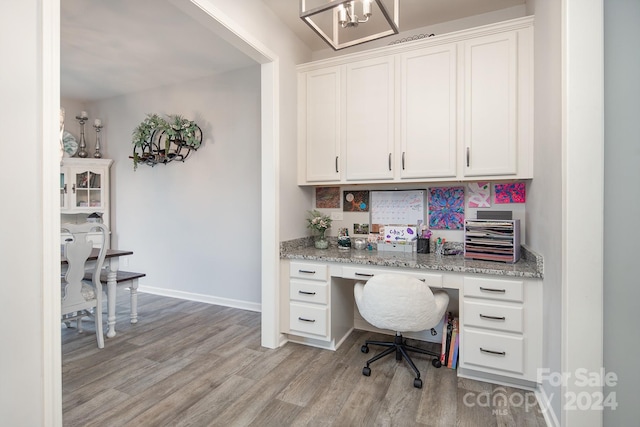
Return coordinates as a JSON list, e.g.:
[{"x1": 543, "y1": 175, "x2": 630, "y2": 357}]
[{"x1": 300, "y1": 0, "x2": 399, "y2": 50}]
